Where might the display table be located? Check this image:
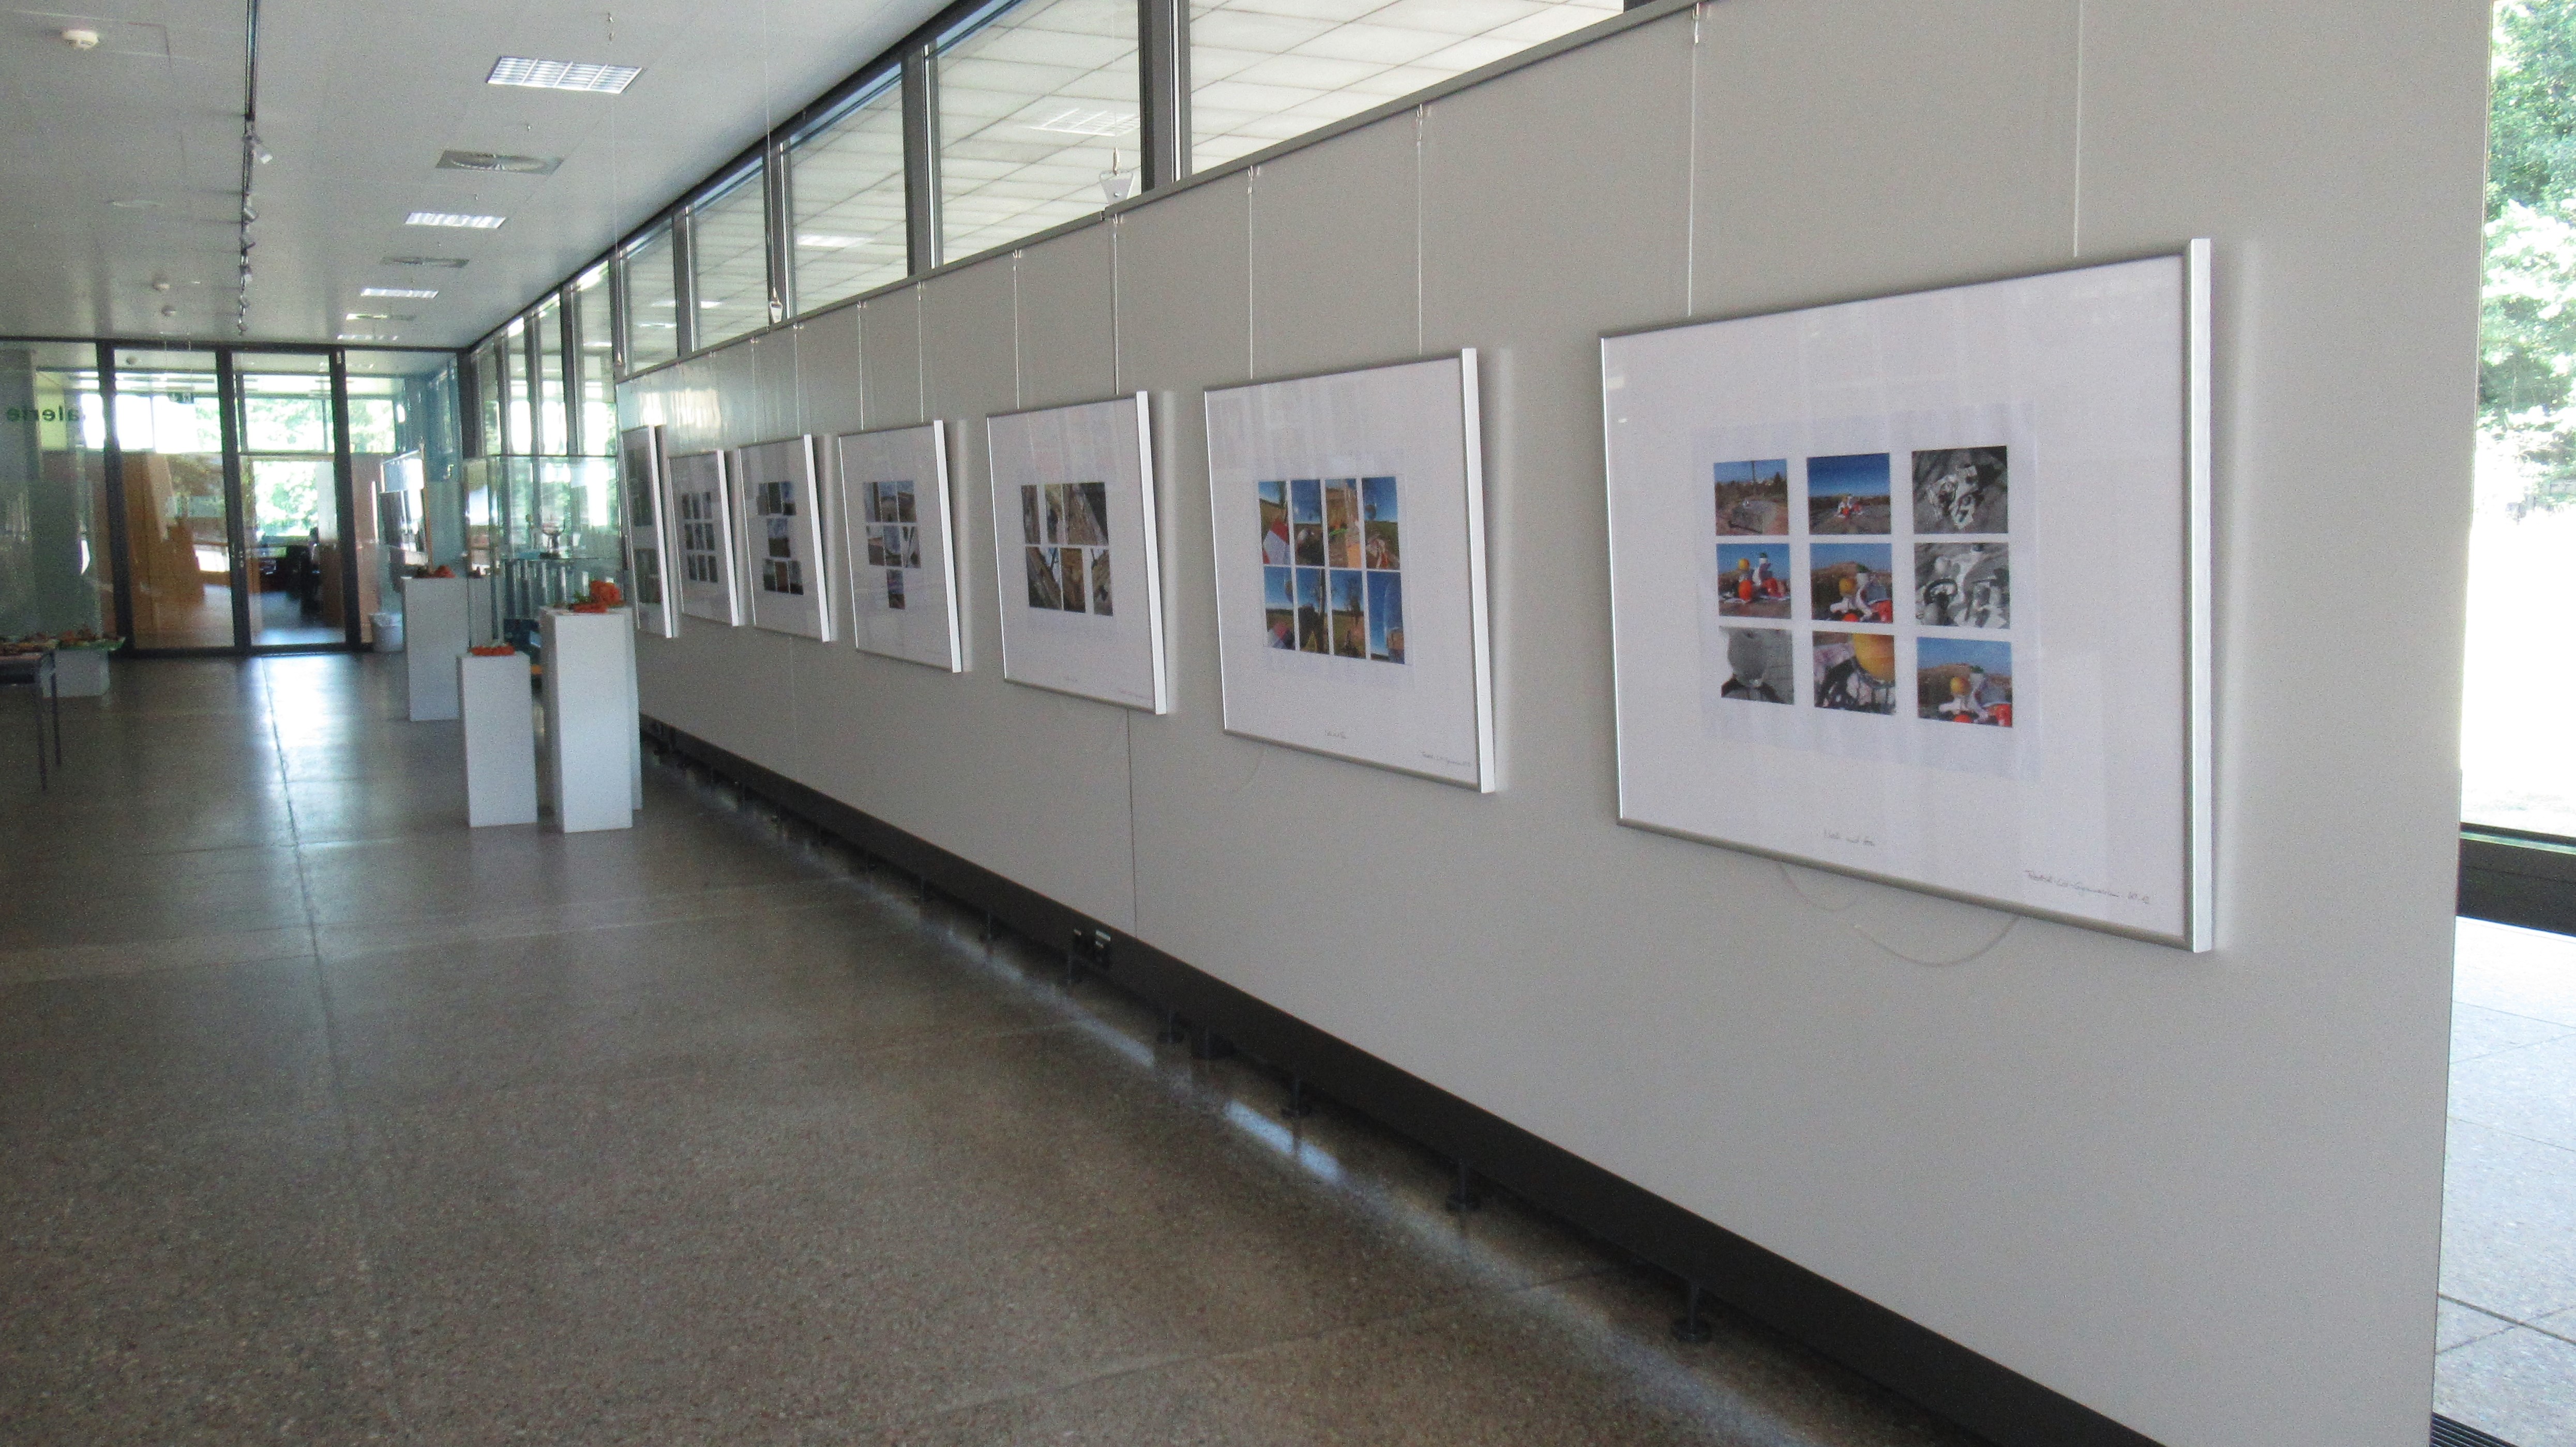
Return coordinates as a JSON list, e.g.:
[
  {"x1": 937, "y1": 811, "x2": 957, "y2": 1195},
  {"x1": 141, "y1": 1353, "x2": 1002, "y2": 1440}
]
[
  {"x1": 0, "y1": 649, "x2": 61, "y2": 789},
  {"x1": 401, "y1": 576, "x2": 471, "y2": 721},
  {"x1": 459, "y1": 652, "x2": 538, "y2": 827},
  {"x1": 539, "y1": 607, "x2": 638, "y2": 833}
]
